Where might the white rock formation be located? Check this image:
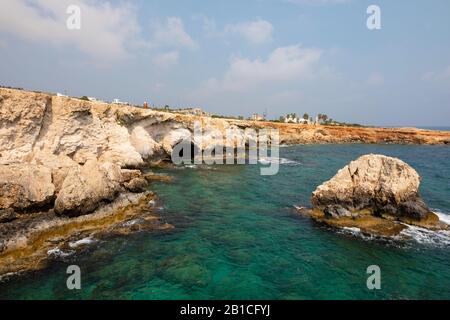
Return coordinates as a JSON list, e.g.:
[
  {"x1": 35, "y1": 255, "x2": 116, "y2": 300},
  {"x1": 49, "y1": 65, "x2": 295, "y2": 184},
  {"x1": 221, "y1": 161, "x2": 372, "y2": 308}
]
[{"x1": 311, "y1": 154, "x2": 430, "y2": 220}]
